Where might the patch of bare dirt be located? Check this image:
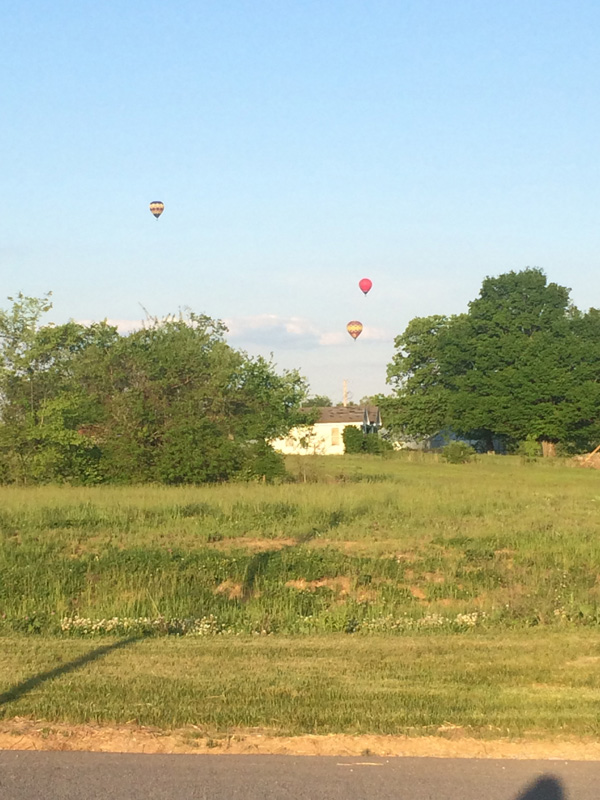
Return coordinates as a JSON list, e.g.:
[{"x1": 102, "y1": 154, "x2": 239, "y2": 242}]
[
  {"x1": 565, "y1": 656, "x2": 600, "y2": 668},
  {"x1": 307, "y1": 540, "x2": 420, "y2": 559},
  {"x1": 214, "y1": 581, "x2": 243, "y2": 600},
  {"x1": 284, "y1": 577, "x2": 378, "y2": 603},
  {"x1": 356, "y1": 588, "x2": 379, "y2": 603},
  {"x1": 409, "y1": 586, "x2": 427, "y2": 600},
  {"x1": 208, "y1": 538, "x2": 296, "y2": 552},
  {"x1": 1, "y1": 720, "x2": 600, "y2": 760},
  {"x1": 285, "y1": 578, "x2": 352, "y2": 595},
  {"x1": 423, "y1": 572, "x2": 445, "y2": 584}
]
